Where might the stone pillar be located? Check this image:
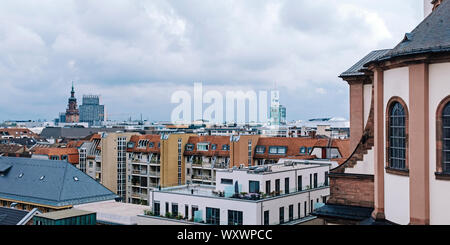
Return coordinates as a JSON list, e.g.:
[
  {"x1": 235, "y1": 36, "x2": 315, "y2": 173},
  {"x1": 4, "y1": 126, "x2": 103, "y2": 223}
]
[
  {"x1": 372, "y1": 68, "x2": 385, "y2": 220},
  {"x1": 408, "y1": 64, "x2": 430, "y2": 225},
  {"x1": 348, "y1": 80, "x2": 365, "y2": 152}
]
